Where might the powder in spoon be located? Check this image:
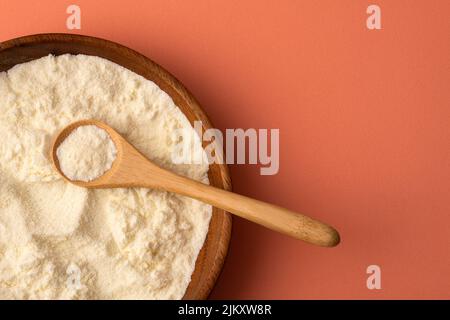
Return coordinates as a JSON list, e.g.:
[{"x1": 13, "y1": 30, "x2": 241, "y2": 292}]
[{"x1": 57, "y1": 125, "x2": 117, "y2": 182}]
